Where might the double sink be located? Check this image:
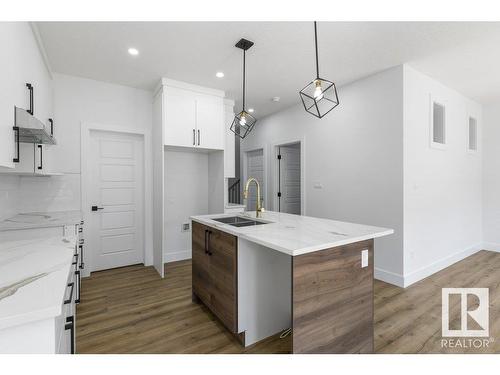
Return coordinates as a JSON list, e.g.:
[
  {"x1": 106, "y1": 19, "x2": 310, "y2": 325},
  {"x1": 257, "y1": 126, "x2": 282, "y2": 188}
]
[{"x1": 211, "y1": 216, "x2": 269, "y2": 227}]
